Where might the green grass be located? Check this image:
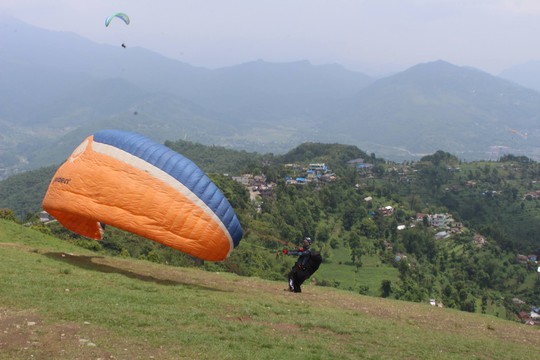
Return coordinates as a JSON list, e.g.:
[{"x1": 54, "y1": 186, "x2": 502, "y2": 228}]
[
  {"x1": 1, "y1": 219, "x2": 539, "y2": 360},
  {"x1": 317, "y1": 246, "x2": 399, "y2": 296}
]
